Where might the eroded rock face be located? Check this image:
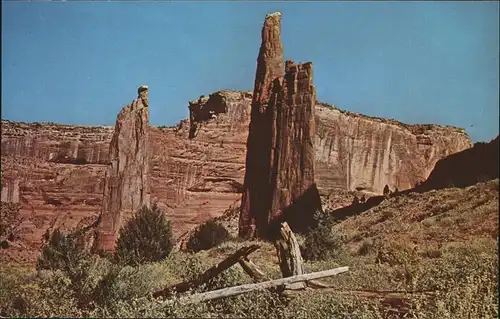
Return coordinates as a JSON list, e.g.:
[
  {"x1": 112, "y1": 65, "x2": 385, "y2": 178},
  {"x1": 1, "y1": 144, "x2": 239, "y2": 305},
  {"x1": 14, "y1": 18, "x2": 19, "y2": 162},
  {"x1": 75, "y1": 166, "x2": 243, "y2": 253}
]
[
  {"x1": 268, "y1": 61, "x2": 317, "y2": 217},
  {"x1": 1, "y1": 121, "x2": 113, "y2": 164},
  {"x1": 314, "y1": 107, "x2": 473, "y2": 194},
  {"x1": 239, "y1": 13, "x2": 321, "y2": 239},
  {"x1": 188, "y1": 91, "x2": 252, "y2": 138},
  {"x1": 0, "y1": 92, "x2": 471, "y2": 259},
  {"x1": 1, "y1": 178, "x2": 20, "y2": 203},
  {"x1": 94, "y1": 86, "x2": 151, "y2": 252},
  {"x1": 420, "y1": 135, "x2": 499, "y2": 190}
]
